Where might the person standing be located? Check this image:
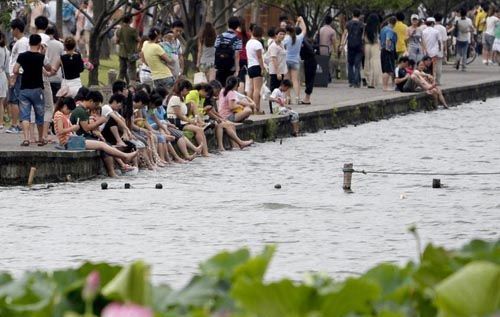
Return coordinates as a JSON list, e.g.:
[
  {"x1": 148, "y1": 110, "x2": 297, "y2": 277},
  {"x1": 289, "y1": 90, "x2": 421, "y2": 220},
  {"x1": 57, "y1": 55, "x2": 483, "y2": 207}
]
[
  {"x1": 46, "y1": 26, "x2": 64, "y2": 102},
  {"x1": 116, "y1": 15, "x2": 139, "y2": 84},
  {"x1": 10, "y1": 34, "x2": 53, "y2": 146},
  {"x1": 170, "y1": 20, "x2": 185, "y2": 77},
  {"x1": 214, "y1": 16, "x2": 242, "y2": 86},
  {"x1": 300, "y1": 34, "x2": 317, "y2": 105},
  {"x1": 197, "y1": 22, "x2": 217, "y2": 81},
  {"x1": 0, "y1": 32, "x2": 9, "y2": 130},
  {"x1": 433, "y1": 14, "x2": 448, "y2": 85},
  {"x1": 246, "y1": 25, "x2": 265, "y2": 113},
  {"x1": 363, "y1": 13, "x2": 382, "y2": 88},
  {"x1": 141, "y1": 28, "x2": 175, "y2": 90},
  {"x1": 6, "y1": 19, "x2": 29, "y2": 134},
  {"x1": 319, "y1": 16, "x2": 337, "y2": 56},
  {"x1": 267, "y1": 28, "x2": 287, "y2": 112},
  {"x1": 51, "y1": 37, "x2": 85, "y2": 98},
  {"x1": 82, "y1": 0, "x2": 93, "y2": 57},
  {"x1": 407, "y1": 14, "x2": 424, "y2": 63},
  {"x1": 380, "y1": 16, "x2": 397, "y2": 91},
  {"x1": 394, "y1": 12, "x2": 408, "y2": 58},
  {"x1": 284, "y1": 16, "x2": 306, "y2": 104},
  {"x1": 29, "y1": 0, "x2": 46, "y2": 34},
  {"x1": 340, "y1": 9, "x2": 364, "y2": 88},
  {"x1": 483, "y1": 6, "x2": 499, "y2": 65},
  {"x1": 455, "y1": 8, "x2": 475, "y2": 71},
  {"x1": 421, "y1": 18, "x2": 441, "y2": 83},
  {"x1": 475, "y1": 4, "x2": 487, "y2": 56}
]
